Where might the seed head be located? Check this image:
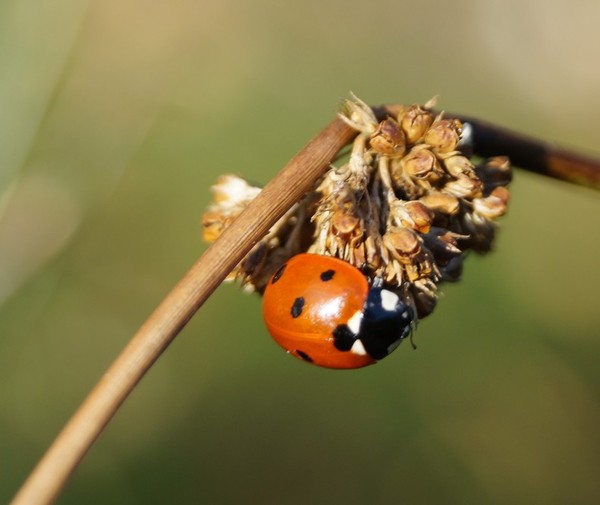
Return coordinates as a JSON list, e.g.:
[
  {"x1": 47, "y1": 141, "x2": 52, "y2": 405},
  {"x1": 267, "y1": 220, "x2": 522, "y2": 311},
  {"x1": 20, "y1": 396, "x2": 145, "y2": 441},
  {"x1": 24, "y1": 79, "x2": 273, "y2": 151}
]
[{"x1": 202, "y1": 95, "x2": 512, "y2": 326}]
